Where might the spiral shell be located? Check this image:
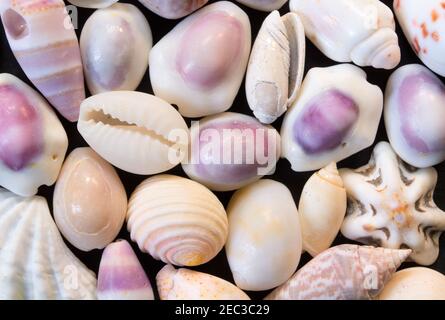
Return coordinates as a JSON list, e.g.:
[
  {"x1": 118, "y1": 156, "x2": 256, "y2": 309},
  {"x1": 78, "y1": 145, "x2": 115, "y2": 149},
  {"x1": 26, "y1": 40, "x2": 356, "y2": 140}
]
[{"x1": 138, "y1": 0, "x2": 208, "y2": 19}]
